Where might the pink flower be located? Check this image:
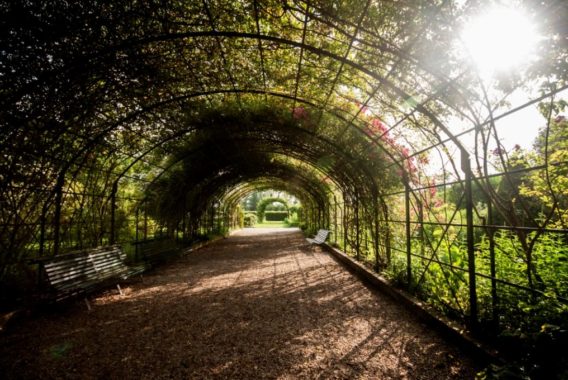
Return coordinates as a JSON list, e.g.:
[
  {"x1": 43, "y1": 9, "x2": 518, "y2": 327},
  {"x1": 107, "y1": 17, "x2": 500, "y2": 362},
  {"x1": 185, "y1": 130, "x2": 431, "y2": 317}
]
[
  {"x1": 492, "y1": 147, "x2": 503, "y2": 156},
  {"x1": 292, "y1": 107, "x2": 308, "y2": 120},
  {"x1": 429, "y1": 186, "x2": 437, "y2": 198},
  {"x1": 371, "y1": 118, "x2": 388, "y2": 134}
]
